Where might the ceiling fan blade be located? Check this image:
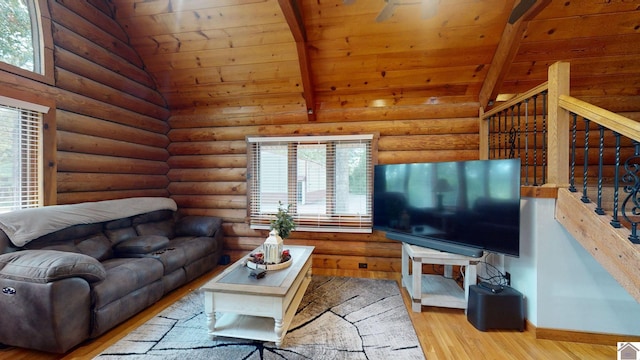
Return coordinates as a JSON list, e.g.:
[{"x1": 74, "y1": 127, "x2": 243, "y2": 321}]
[
  {"x1": 376, "y1": 1, "x2": 396, "y2": 22},
  {"x1": 508, "y1": 0, "x2": 536, "y2": 24},
  {"x1": 421, "y1": 0, "x2": 438, "y2": 19}
]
